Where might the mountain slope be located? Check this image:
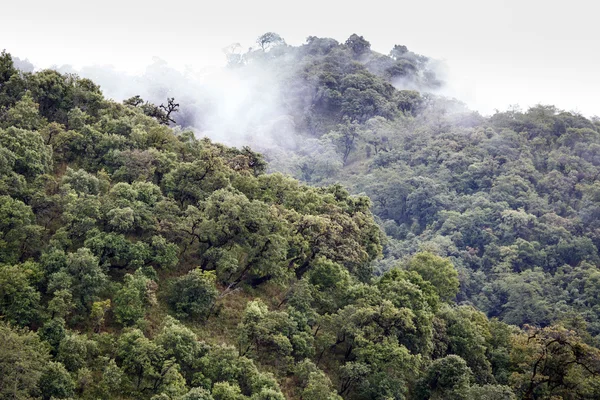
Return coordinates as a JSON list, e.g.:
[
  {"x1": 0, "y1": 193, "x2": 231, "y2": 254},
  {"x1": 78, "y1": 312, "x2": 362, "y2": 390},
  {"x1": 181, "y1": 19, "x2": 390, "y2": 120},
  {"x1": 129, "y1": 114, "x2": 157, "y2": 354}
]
[{"x1": 2, "y1": 39, "x2": 600, "y2": 400}]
